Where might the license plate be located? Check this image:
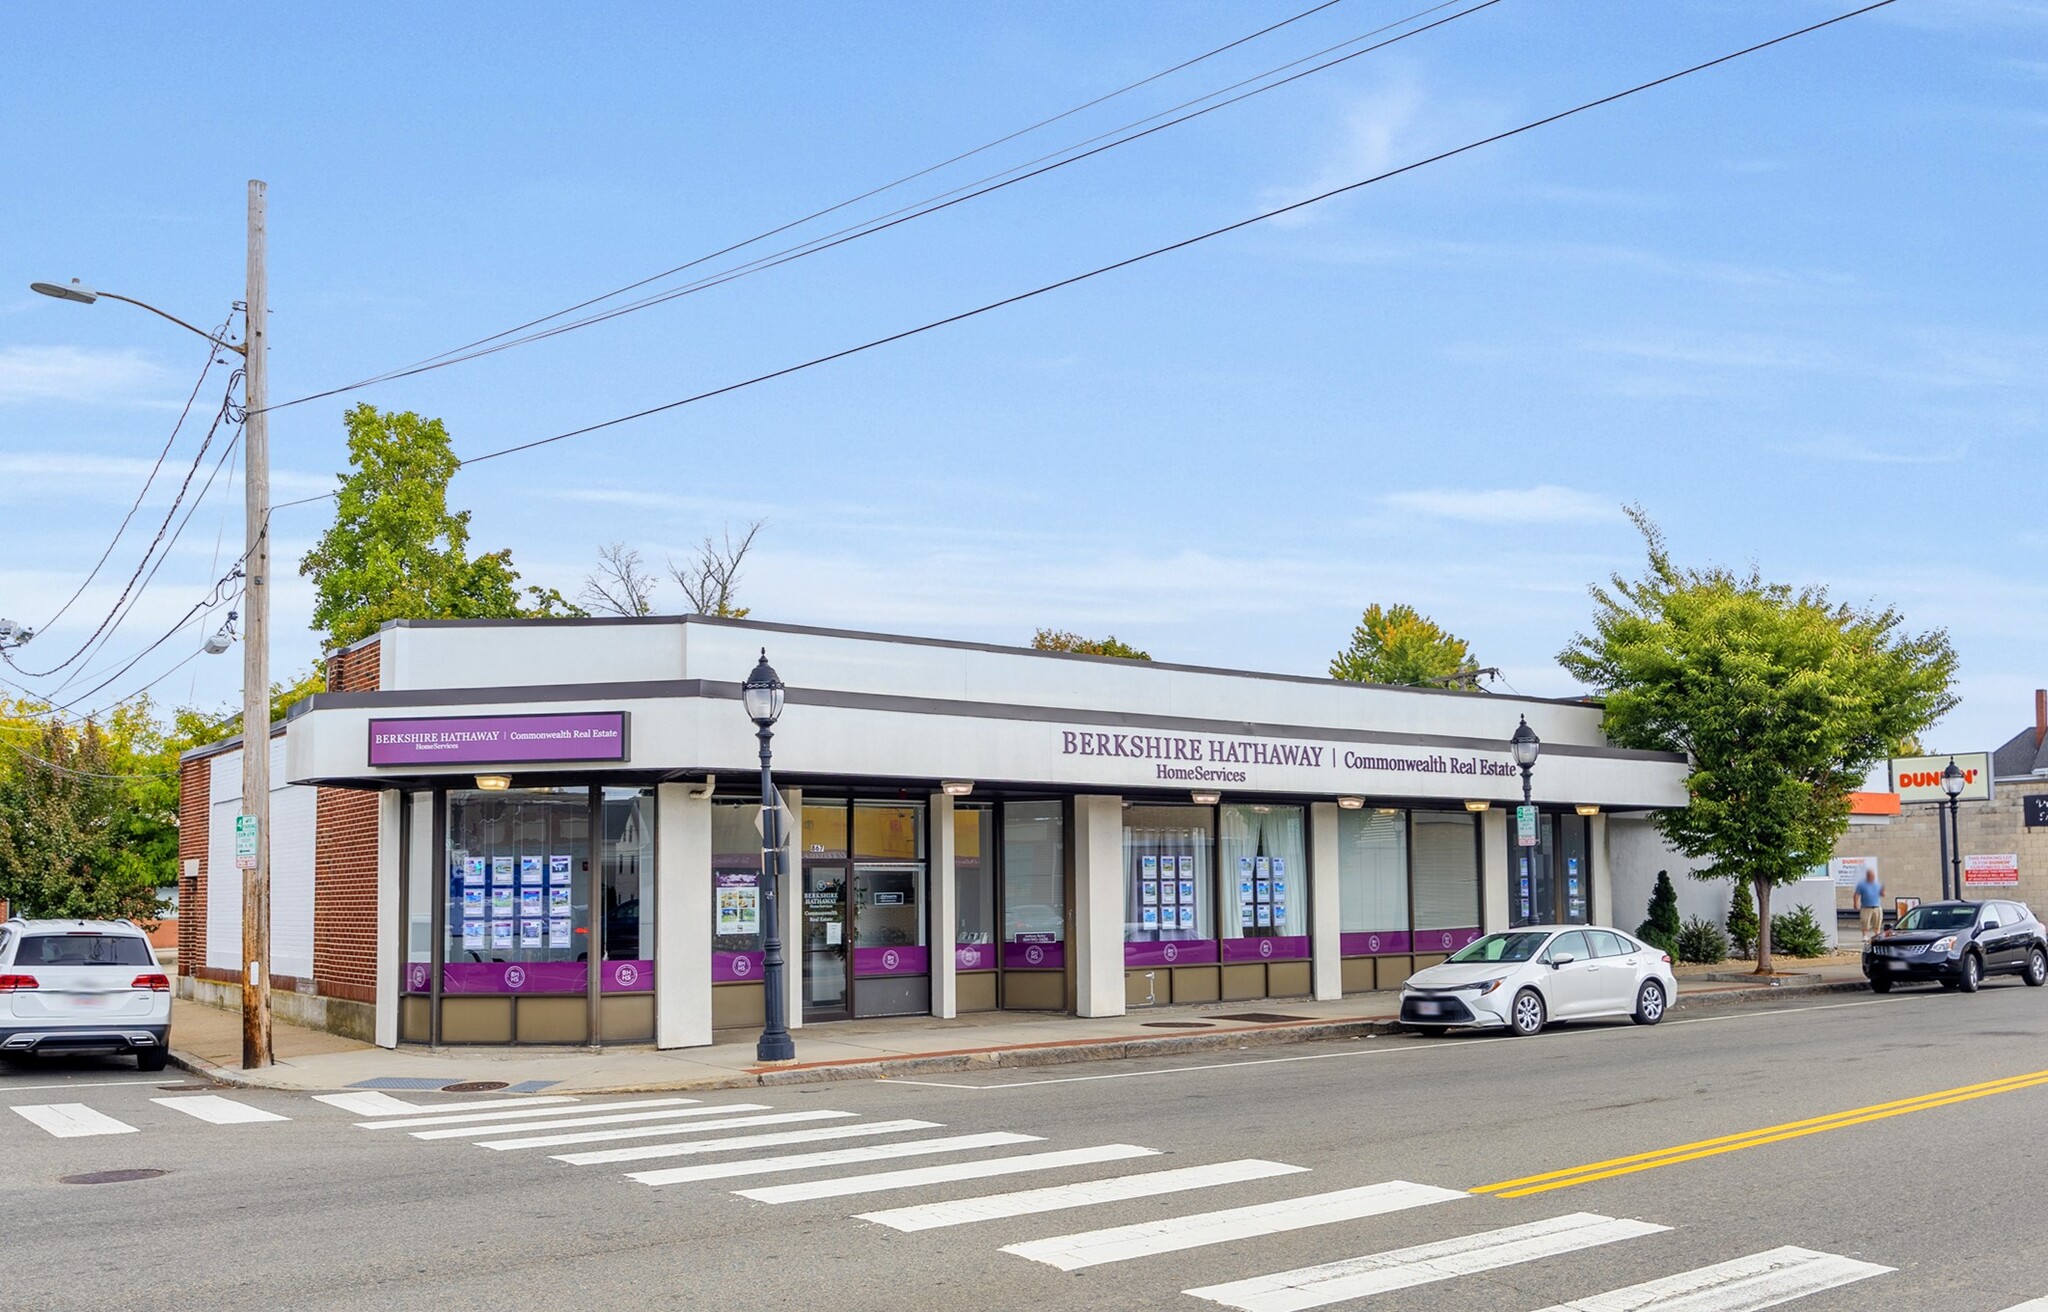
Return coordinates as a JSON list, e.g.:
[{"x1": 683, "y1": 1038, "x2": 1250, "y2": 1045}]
[{"x1": 1414, "y1": 1001, "x2": 1444, "y2": 1016}]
